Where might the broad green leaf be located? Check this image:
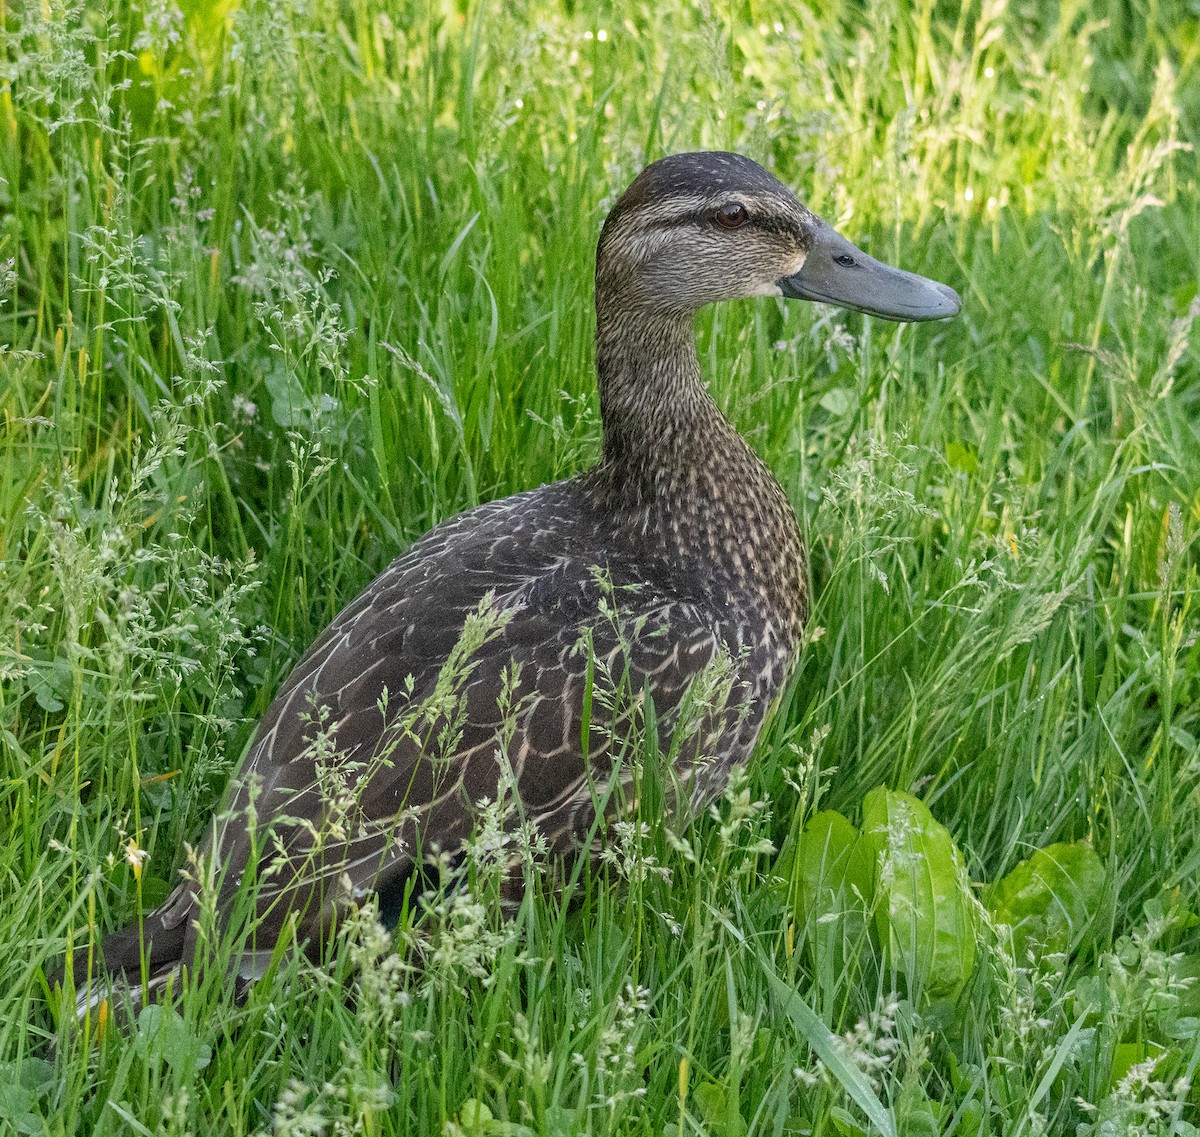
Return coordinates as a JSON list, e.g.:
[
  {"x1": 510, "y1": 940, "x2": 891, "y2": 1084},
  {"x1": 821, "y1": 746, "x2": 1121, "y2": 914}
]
[
  {"x1": 984, "y1": 841, "x2": 1104, "y2": 958},
  {"x1": 0, "y1": 1083, "x2": 40, "y2": 1137},
  {"x1": 692, "y1": 1081, "x2": 747, "y2": 1137},
  {"x1": 790, "y1": 810, "x2": 876, "y2": 987},
  {"x1": 0, "y1": 1059, "x2": 54, "y2": 1135},
  {"x1": 1175, "y1": 954, "x2": 1200, "y2": 1016},
  {"x1": 1107, "y1": 1041, "x2": 1169, "y2": 1092},
  {"x1": 819, "y1": 387, "x2": 855, "y2": 416},
  {"x1": 455, "y1": 1098, "x2": 493, "y2": 1135},
  {"x1": 452, "y1": 1097, "x2": 535, "y2": 1136},
  {"x1": 135, "y1": 1005, "x2": 212, "y2": 1073},
  {"x1": 27, "y1": 655, "x2": 71, "y2": 714},
  {"x1": 945, "y1": 441, "x2": 979, "y2": 475},
  {"x1": 138, "y1": 875, "x2": 174, "y2": 911},
  {"x1": 264, "y1": 361, "x2": 348, "y2": 441},
  {"x1": 863, "y1": 788, "x2": 977, "y2": 1002},
  {"x1": 896, "y1": 1081, "x2": 944, "y2": 1137},
  {"x1": 957, "y1": 1099, "x2": 987, "y2": 1137},
  {"x1": 829, "y1": 1106, "x2": 868, "y2": 1136},
  {"x1": 796, "y1": 810, "x2": 875, "y2": 921}
]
